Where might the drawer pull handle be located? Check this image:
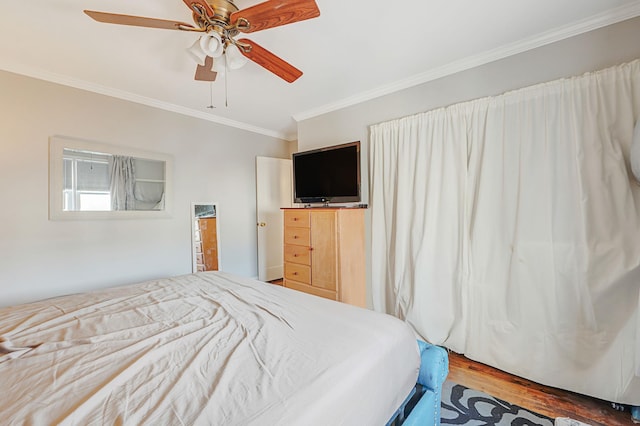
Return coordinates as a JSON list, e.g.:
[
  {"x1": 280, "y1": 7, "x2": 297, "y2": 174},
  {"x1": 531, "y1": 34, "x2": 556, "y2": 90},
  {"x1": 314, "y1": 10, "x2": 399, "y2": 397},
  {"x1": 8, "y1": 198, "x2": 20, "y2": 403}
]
[
  {"x1": 293, "y1": 218, "x2": 298, "y2": 221},
  {"x1": 293, "y1": 254, "x2": 298, "y2": 257},
  {"x1": 293, "y1": 272, "x2": 298, "y2": 275},
  {"x1": 293, "y1": 235, "x2": 298, "y2": 239}
]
